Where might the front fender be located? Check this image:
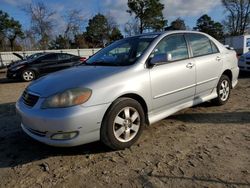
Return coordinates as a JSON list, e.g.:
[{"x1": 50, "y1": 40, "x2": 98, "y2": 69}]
[{"x1": 82, "y1": 67, "x2": 153, "y2": 112}]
